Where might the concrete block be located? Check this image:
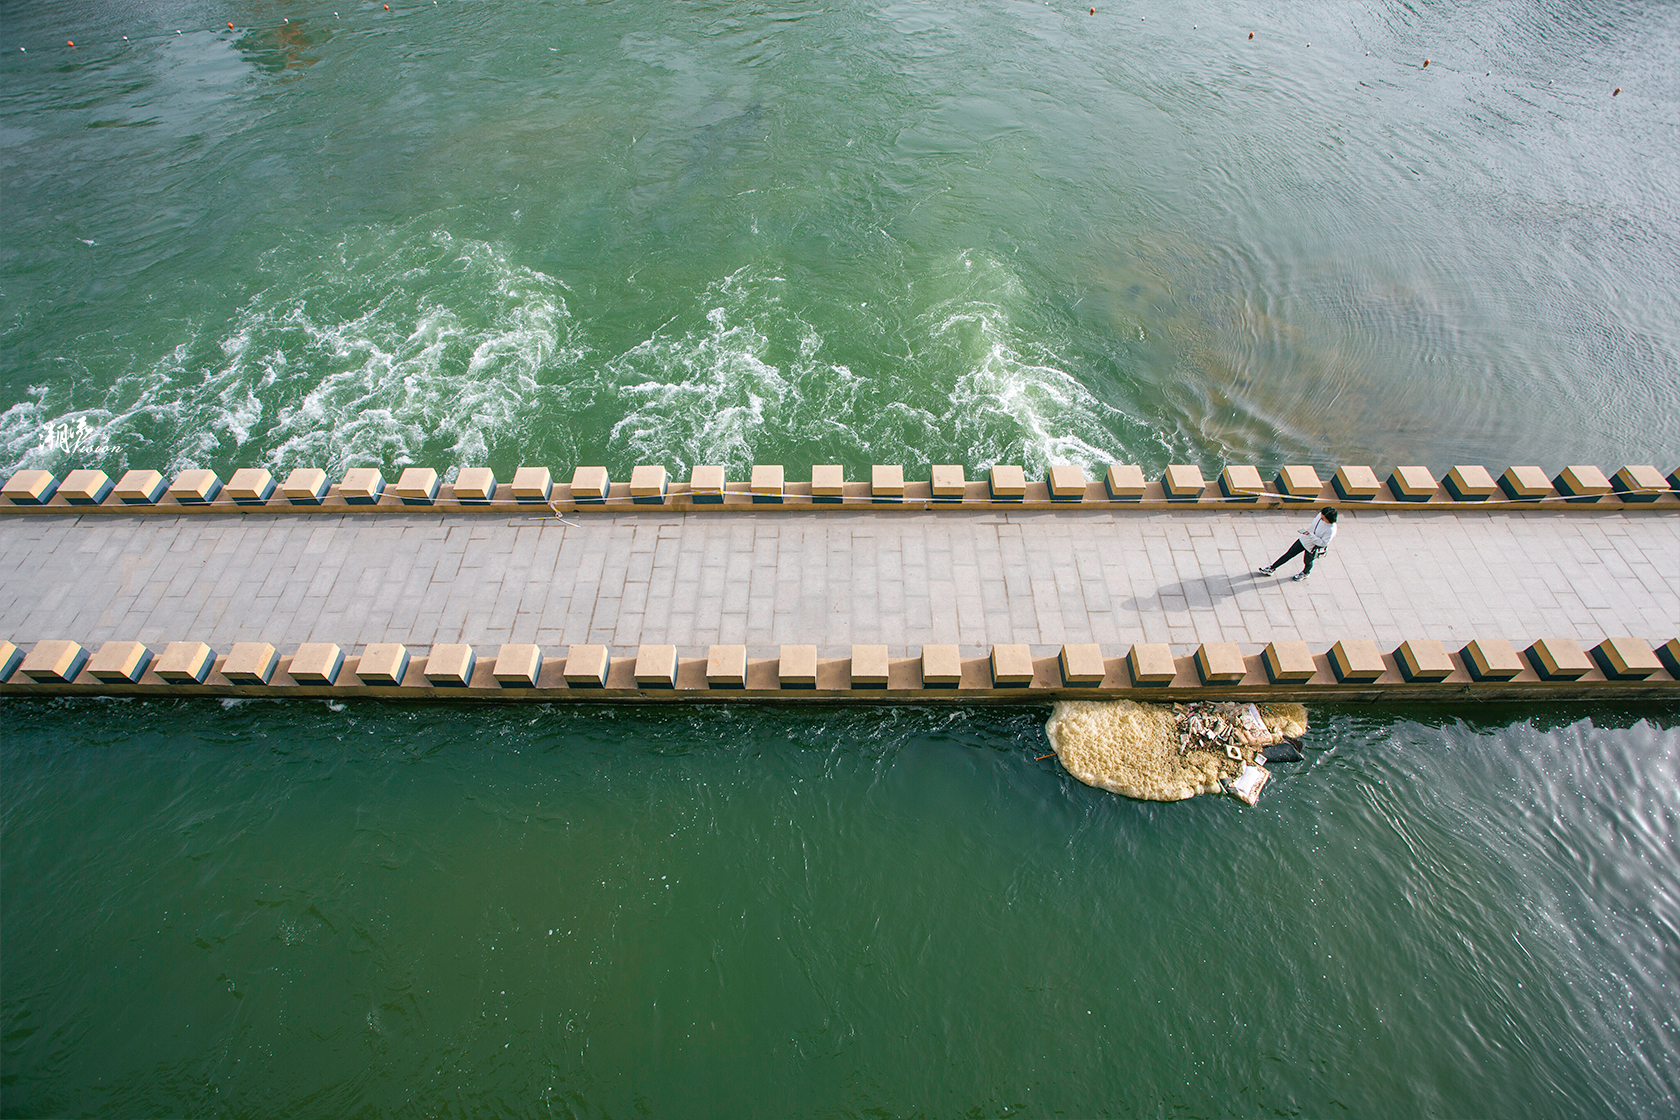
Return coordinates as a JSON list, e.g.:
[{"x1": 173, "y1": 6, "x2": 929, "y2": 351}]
[
  {"x1": 851, "y1": 644, "x2": 890, "y2": 688},
  {"x1": 1526, "y1": 638, "x2": 1591, "y2": 681},
  {"x1": 1462, "y1": 638, "x2": 1523, "y2": 681},
  {"x1": 750, "y1": 464, "x2": 784, "y2": 504},
  {"x1": 1328, "y1": 639, "x2": 1385, "y2": 683},
  {"x1": 89, "y1": 640, "x2": 152, "y2": 684},
  {"x1": 225, "y1": 468, "x2": 276, "y2": 505},
  {"x1": 453, "y1": 467, "x2": 496, "y2": 503},
  {"x1": 1499, "y1": 465, "x2": 1552, "y2": 501},
  {"x1": 990, "y1": 643, "x2": 1034, "y2": 686},
  {"x1": 989, "y1": 465, "x2": 1026, "y2": 501},
  {"x1": 691, "y1": 465, "x2": 728, "y2": 504},
  {"x1": 1395, "y1": 639, "x2": 1453, "y2": 682},
  {"x1": 168, "y1": 469, "x2": 222, "y2": 504},
  {"x1": 60, "y1": 469, "x2": 113, "y2": 505},
  {"x1": 510, "y1": 466, "x2": 553, "y2": 502},
  {"x1": 358, "y1": 643, "x2": 410, "y2": 686},
  {"x1": 1671, "y1": 468, "x2": 1680, "y2": 496},
  {"x1": 1047, "y1": 464, "x2": 1086, "y2": 502},
  {"x1": 872, "y1": 464, "x2": 905, "y2": 502},
  {"x1": 115, "y1": 469, "x2": 168, "y2": 504},
  {"x1": 425, "y1": 644, "x2": 476, "y2": 687},
  {"x1": 1218, "y1": 465, "x2": 1264, "y2": 502},
  {"x1": 1195, "y1": 642, "x2": 1245, "y2": 684},
  {"x1": 570, "y1": 466, "x2": 611, "y2": 503},
  {"x1": 1387, "y1": 465, "x2": 1437, "y2": 502},
  {"x1": 281, "y1": 468, "x2": 330, "y2": 504},
  {"x1": 1592, "y1": 637, "x2": 1660, "y2": 681},
  {"x1": 154, "y1": 641, "x2": 214, "y2": 684},
  {"x1": 1655, "y1": 638, "x2": 1680, "y2": 677},
  {"x1": 223, "y1": 642, "x2": 280, "y2": 685},
  {"x1": 22, "y1": 640, "x2": 88, "y2": 683},
  {"x1": 1444, "y1": 464, "x2": 1497, "y2": 501},
  {"x1": 779, "y1": 645, "x2": 818, "y2": 688},
  {"x1": 706, "y1": 645, "x2": 747, "y2": 688},
  {"x1": 1262, "y1": 641, "x2": 1316, "y2": 684},
  {"x1": 340, "y1": 468, "x2": 385, "y2": 504},
  {"x1": 810, "y1": 464, "x2": 844, "y2": 503},
  {"x1": 1332, "y1": 466, "x2": 1382, "y2": 501},
  {"x1": 1611, "y1": 464, "x2": 1666, "y2": 503},
  {"x1": 0, "y1": 640, "x2": 22, "y2": 682},
  {"x1": 634, "y1": 644, "x2": 678, "y2": 688},
  {"x1": 921, "y1": 644, "x2": 962, "y2": 687},
  {"x1": 1129, "y1": 643, "x2": 1176, "y2": 685},
  {"x1": 1163, "y1": 464, "x2": 1205, "y2": 499},
  {"x1": 1060, "y1": 643, "x2": 1105, "y2": 686},
  {"x1": 630, "y1": 465, "x2": 669, "y2": 504},
  {"x1": 291, "y1": 642, "x2": 345, "y2": 685},
  {"x1": 1553, "y1": 465, "x2": 1610, "y2": 502},
  {"x1": 394, "y1": 467, "x2": 440, "y2": 504},
  {"x1": 931, "y1": 465, "x2": 966, "y2": 500},
  {"x1": 493, "y1": 644, "x2": 543, "y2": 688},
  {"x1": 1275, "y1": 465, "x2": 1323, "y2": 498},
  {"x1": 2, "y1": 469, "x2": 58, "y2": 504},
  {"x1": 563, "y1": 644, "x2": 610, "y2": 687},
  {"x1": 1105, "y1": 464, "x2": 1146, "y2": 501}
]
